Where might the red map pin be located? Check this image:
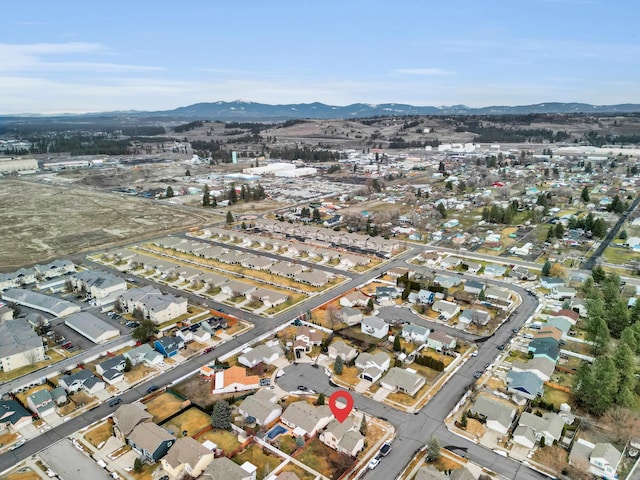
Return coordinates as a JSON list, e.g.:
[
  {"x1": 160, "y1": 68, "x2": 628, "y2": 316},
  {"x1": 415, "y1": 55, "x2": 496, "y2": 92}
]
[{"x1": 329, "y1": 390, "x2": 354, "y2": 423}]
